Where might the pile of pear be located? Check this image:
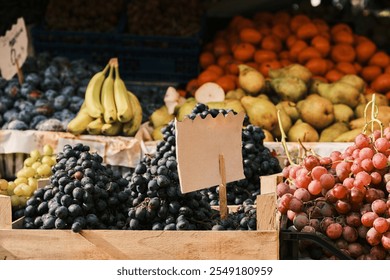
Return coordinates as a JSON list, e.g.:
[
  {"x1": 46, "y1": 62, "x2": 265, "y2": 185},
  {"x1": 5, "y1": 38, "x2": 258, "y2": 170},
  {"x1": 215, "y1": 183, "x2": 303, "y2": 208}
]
[{"x1": 150, "y1": 63, "x2": 390, "y2": 142}]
